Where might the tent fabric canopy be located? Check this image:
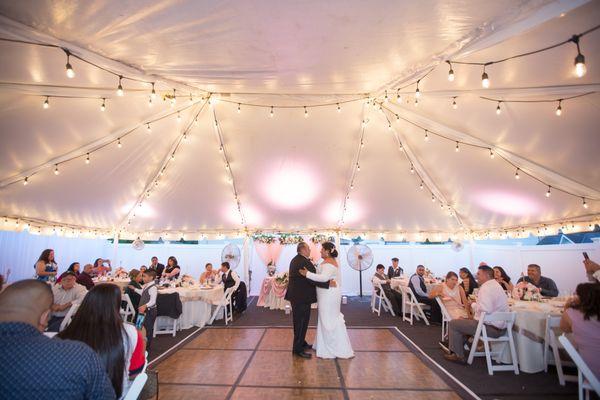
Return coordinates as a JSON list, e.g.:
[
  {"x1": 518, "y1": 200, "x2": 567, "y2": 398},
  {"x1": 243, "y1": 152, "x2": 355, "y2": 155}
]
[{"x1": 0, "y1": 0, "x2": 599, "y2": 239}]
